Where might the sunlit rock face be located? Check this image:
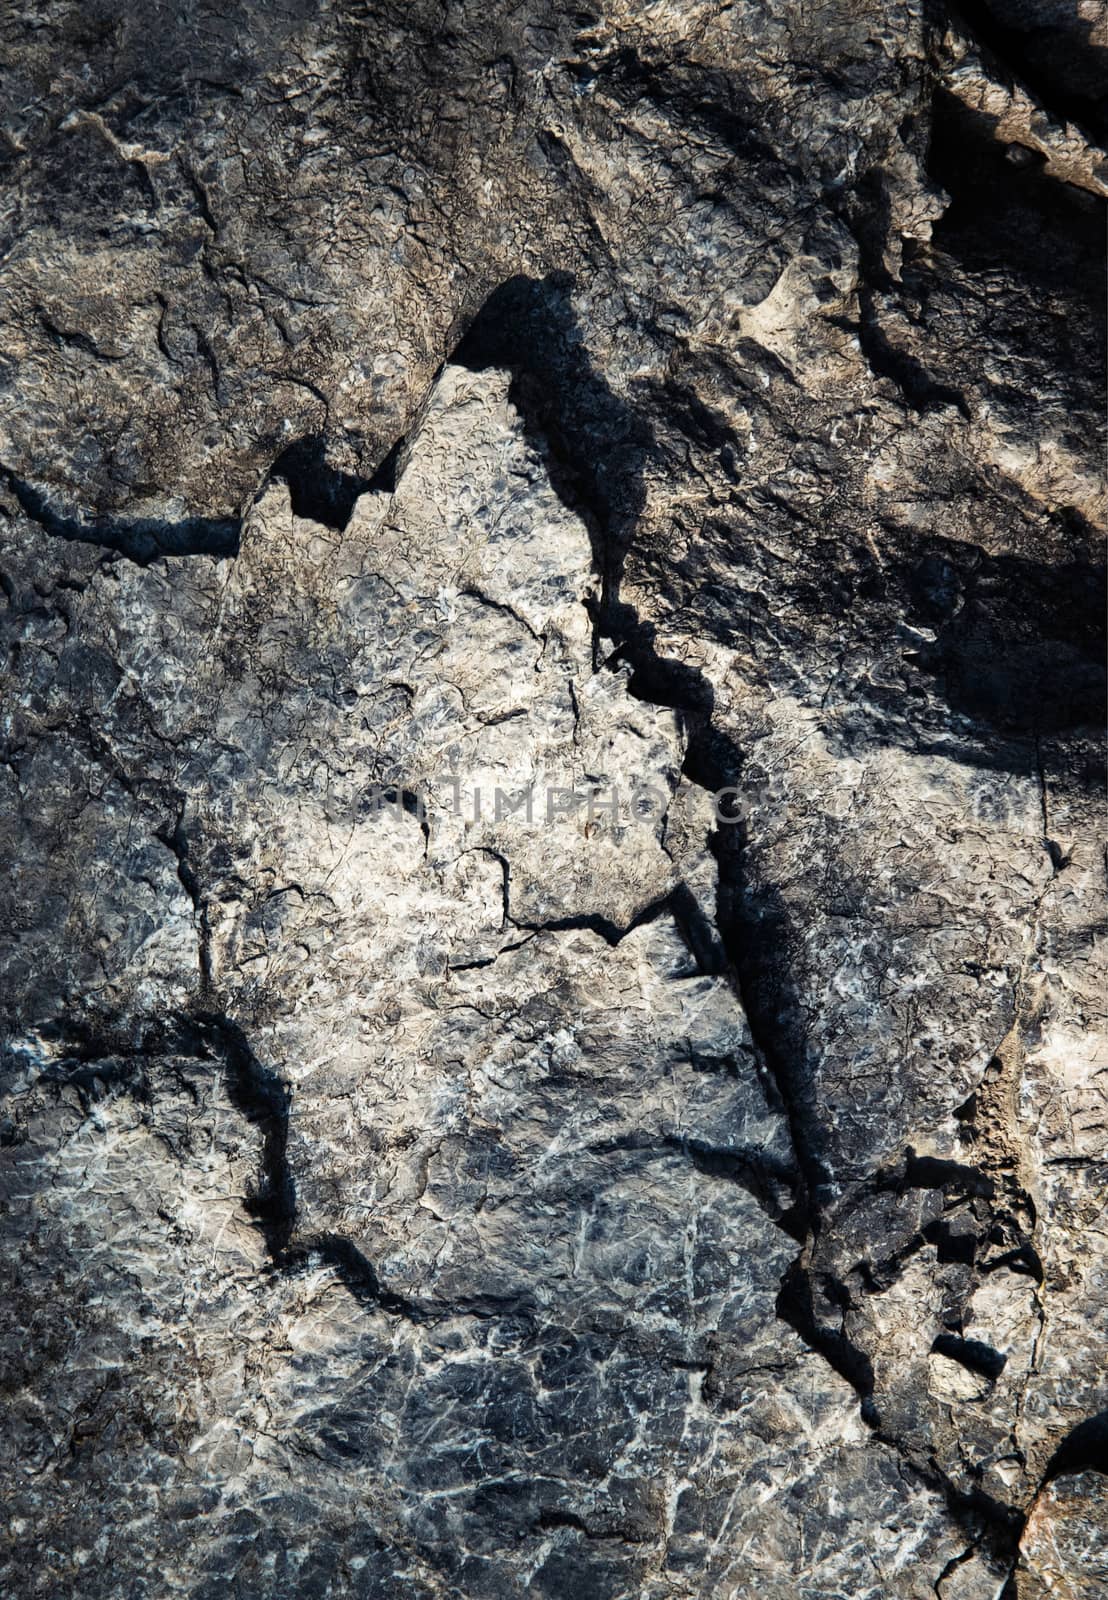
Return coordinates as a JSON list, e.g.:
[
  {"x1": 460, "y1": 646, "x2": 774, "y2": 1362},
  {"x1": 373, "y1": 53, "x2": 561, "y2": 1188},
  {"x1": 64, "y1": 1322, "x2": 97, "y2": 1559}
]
[{"x1": 0, "y1": 3, "x2": 1104, "y2": 1597}]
